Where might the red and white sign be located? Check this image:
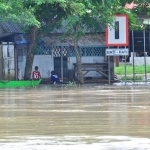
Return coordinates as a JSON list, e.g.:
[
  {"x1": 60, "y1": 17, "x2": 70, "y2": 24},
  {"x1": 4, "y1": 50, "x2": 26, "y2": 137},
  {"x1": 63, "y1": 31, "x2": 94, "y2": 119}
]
[{"x1": 106, "y1": 14, "x2": 128, "y2": 46}]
